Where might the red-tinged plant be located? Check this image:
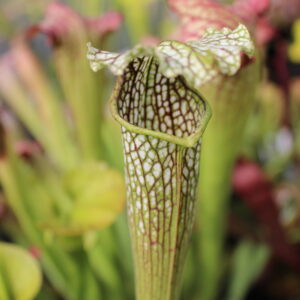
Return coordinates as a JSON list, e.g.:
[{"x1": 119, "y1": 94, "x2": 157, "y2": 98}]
[
  {"x1": 230, "y1": 0, "x2": 276, "y2": 45},
  {"x1": 268, "y1": 0, "x2": 300, "y2": 26},
  {"x1": 28, "y1": 2, "x2": 123, "y2": 162},
  {"x1": 169, "y1": 0, "x2": 270, "y2": 40},
  {"x1": 229, "y1": 0, "x2": 270, "y2": 25},
  {"x1": 233, "y1": 158, "x2": 300, "y2": 270},
  {"x1": 31, "y1": 2, "x2": 122, "y2": 47}
]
